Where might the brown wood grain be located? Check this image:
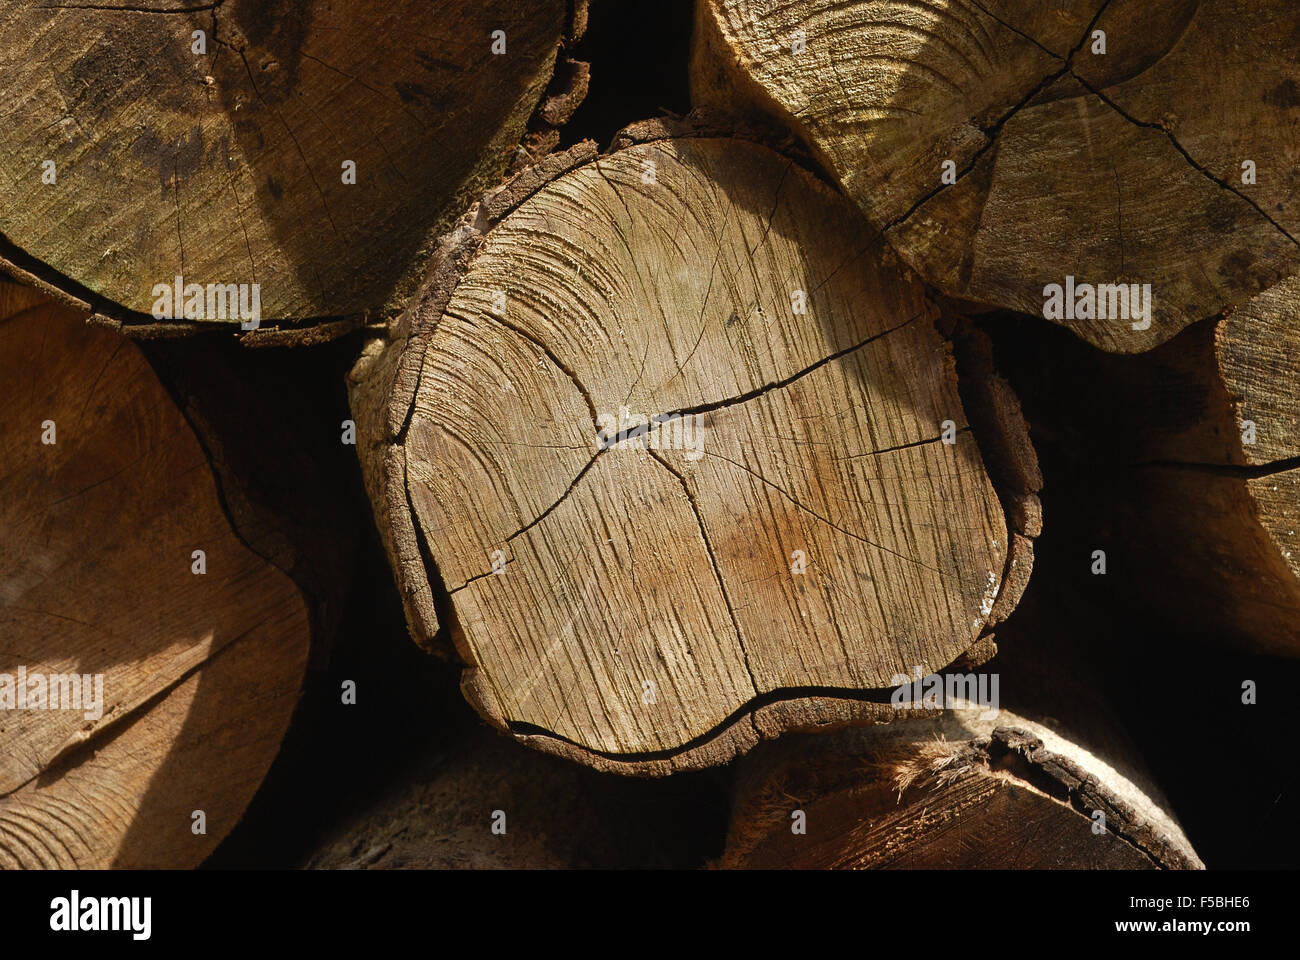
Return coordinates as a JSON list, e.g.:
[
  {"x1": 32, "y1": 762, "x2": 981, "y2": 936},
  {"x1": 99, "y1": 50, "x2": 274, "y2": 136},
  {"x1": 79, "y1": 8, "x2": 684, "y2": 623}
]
[
  {"x1": 718, "y1": 713, "x2": 1203, "y2": 869},
  {"x1": 0, "y1": 284, "x2": 309, "y2": 866},
  {"x1": 352, "y1": 132, "x2": 1039, "y2": 773},
  {"x1": 0, "y1": 0, "x2": 573, "y2": 329}
]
